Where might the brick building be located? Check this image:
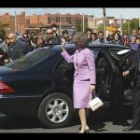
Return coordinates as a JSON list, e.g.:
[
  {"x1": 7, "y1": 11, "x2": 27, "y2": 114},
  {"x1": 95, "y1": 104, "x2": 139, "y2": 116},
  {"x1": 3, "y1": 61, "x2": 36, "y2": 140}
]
[
  {"x1": 25, "y1": 13, "x2": 87, "y2": 34},
  {"x1": 0, "y1": 12, "x2": 87, "y2": 36},
  {"x1": 0, "y1": 13, "x2": 15, "y2": 35},
  {"x1": 16, "y1": 12, "x2": 26, "y2": 34}
]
